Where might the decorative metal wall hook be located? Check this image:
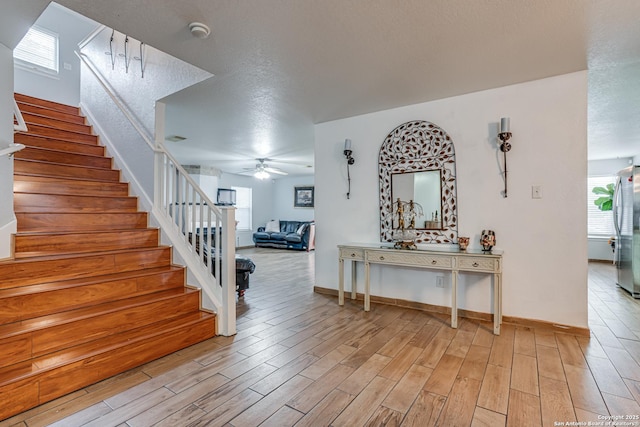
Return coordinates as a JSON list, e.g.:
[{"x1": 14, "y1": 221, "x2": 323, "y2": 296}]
[
  {"x1": 118, "y1": 35, "x2": 131, "y2": 73},
  {"x1": 104, "y1": 29, "x2": 115, "y2": 70},
  {"x1": 133, "y1": 41, "x2": 145, "y2": 78}
]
